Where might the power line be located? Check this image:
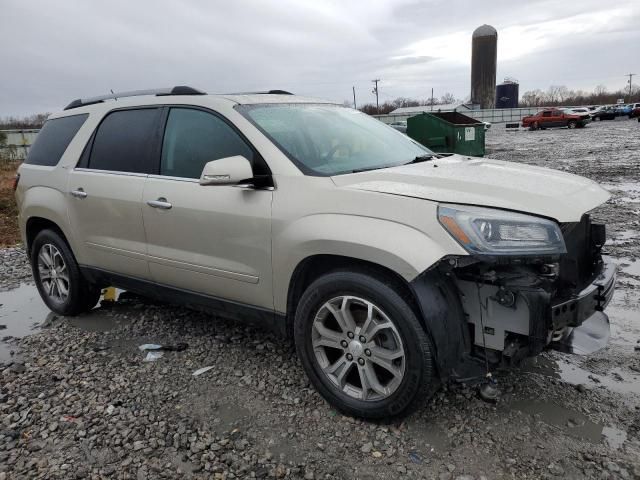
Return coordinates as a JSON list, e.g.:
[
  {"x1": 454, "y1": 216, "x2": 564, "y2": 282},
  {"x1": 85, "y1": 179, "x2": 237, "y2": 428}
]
[
  {"x1": 371, "y1": 79, "x2": 380, "y2": 114},
  {"x1": 626, "y1": 73, "x2": 636, "y2": 102}
]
